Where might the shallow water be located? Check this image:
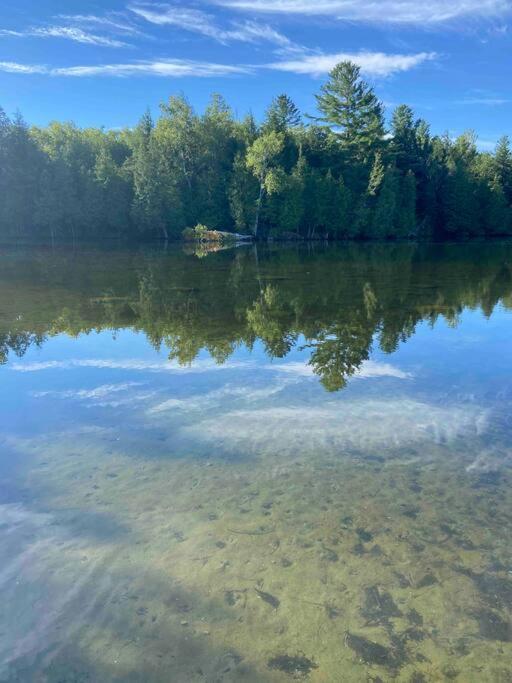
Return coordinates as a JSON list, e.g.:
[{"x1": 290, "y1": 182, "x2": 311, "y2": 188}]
[{"x1": 0, "y1": 242, "x2": 511, "y2": 682}]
